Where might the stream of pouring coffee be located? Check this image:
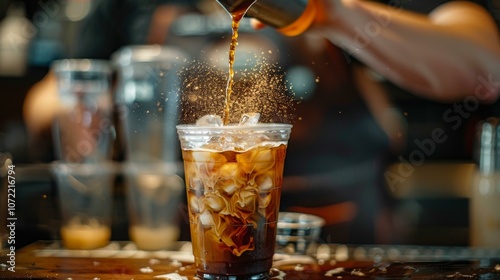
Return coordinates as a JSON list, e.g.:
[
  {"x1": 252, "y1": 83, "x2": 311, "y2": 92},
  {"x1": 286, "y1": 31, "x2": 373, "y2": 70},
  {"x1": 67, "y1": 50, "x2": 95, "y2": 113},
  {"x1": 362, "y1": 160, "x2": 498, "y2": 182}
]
[{"x1": 219, "y1": 0, "x2": 257, "y2": 125}]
